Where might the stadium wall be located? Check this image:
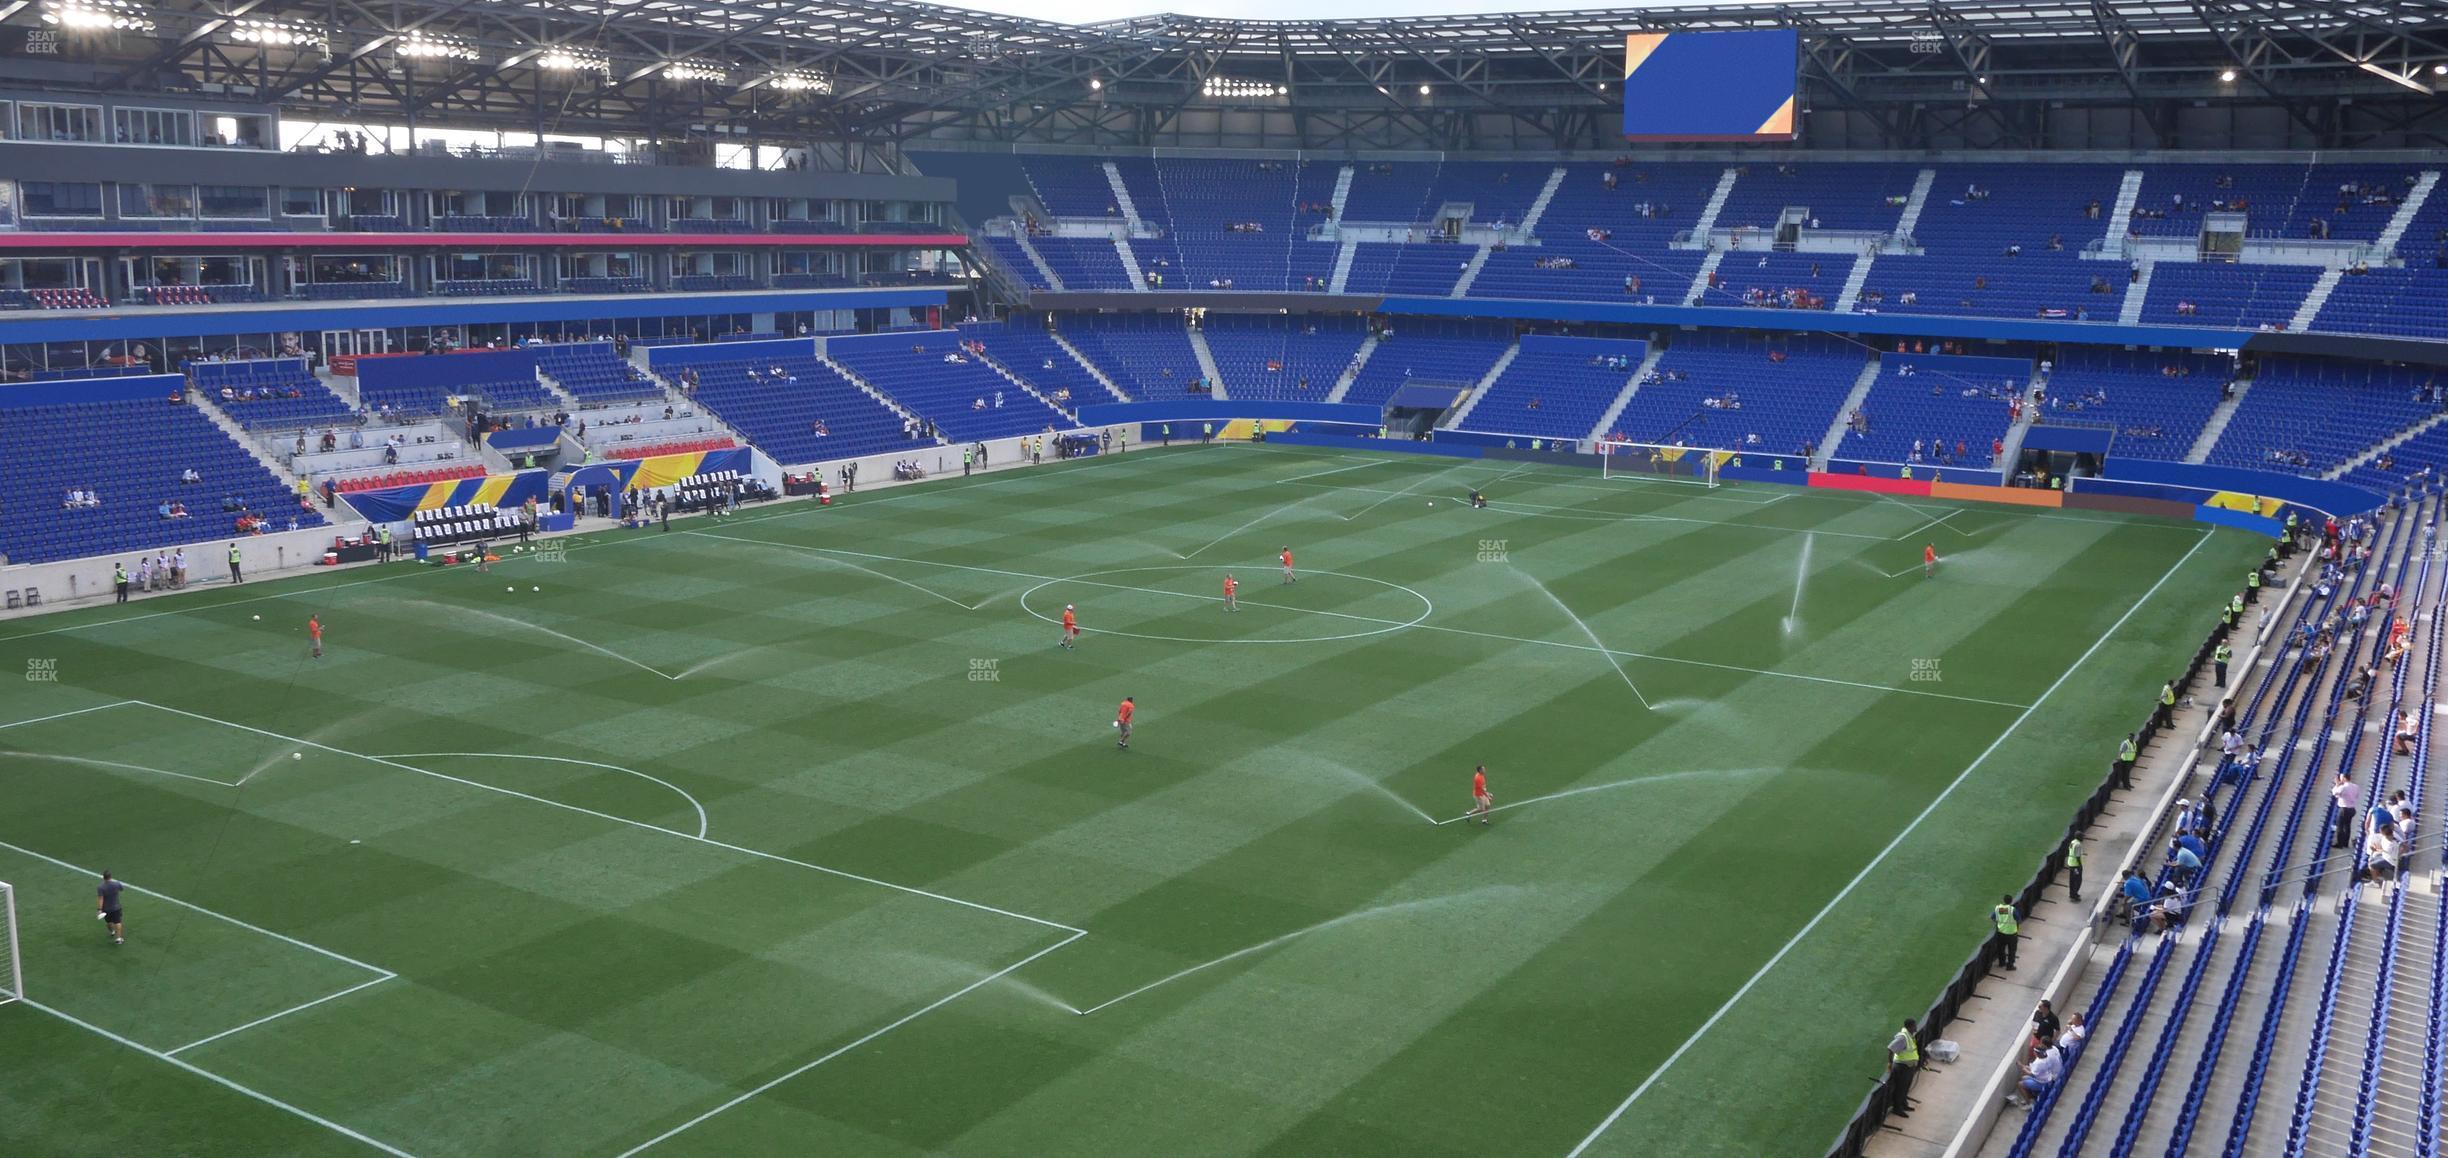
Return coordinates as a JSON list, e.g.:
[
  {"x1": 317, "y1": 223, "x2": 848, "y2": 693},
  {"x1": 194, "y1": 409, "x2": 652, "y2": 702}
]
[{"x1": 0, "y1": 289, "x2": 950, "y2": 345}]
